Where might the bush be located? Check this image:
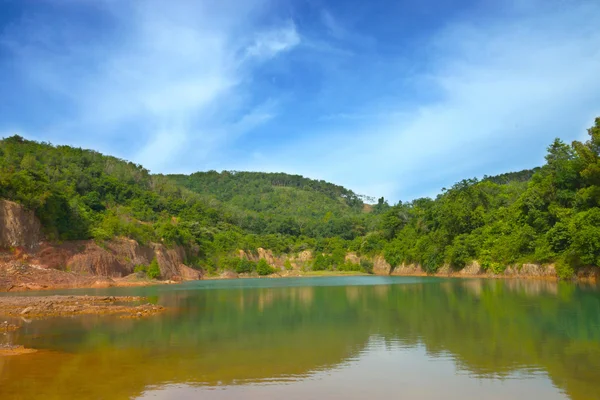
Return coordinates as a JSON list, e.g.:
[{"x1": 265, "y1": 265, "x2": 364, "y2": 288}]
[
  {"x1": 147, "y1": 258, "x2": 161, "y2": 279},
  {"x1": 489, "y1": 262, "x2": 507, "y2": 275},
  {"x1": 312, "y1": 254, "x2": 330, "y2": 271},
  {"x1": 237, "y1": 258, "x2": 256, "y2": 274},
  {"x1": 134, "y1": 264, "x2": 147, "y2": 273},
  {"x1": 360, "y1": 259, "x2": 374, "y2": 274},
  {"x1": 383, "y1": 242, "x2": 403, "y2": 269},
  {"x1": 338, "y1": 262, "x2": 361, "y2": 272},
  {"x1": 556, "y1": 258, "x2": 575, "y2": 280},
  {"x1": 256, "y1": 259, "x2": 275, "y2": 276}
]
